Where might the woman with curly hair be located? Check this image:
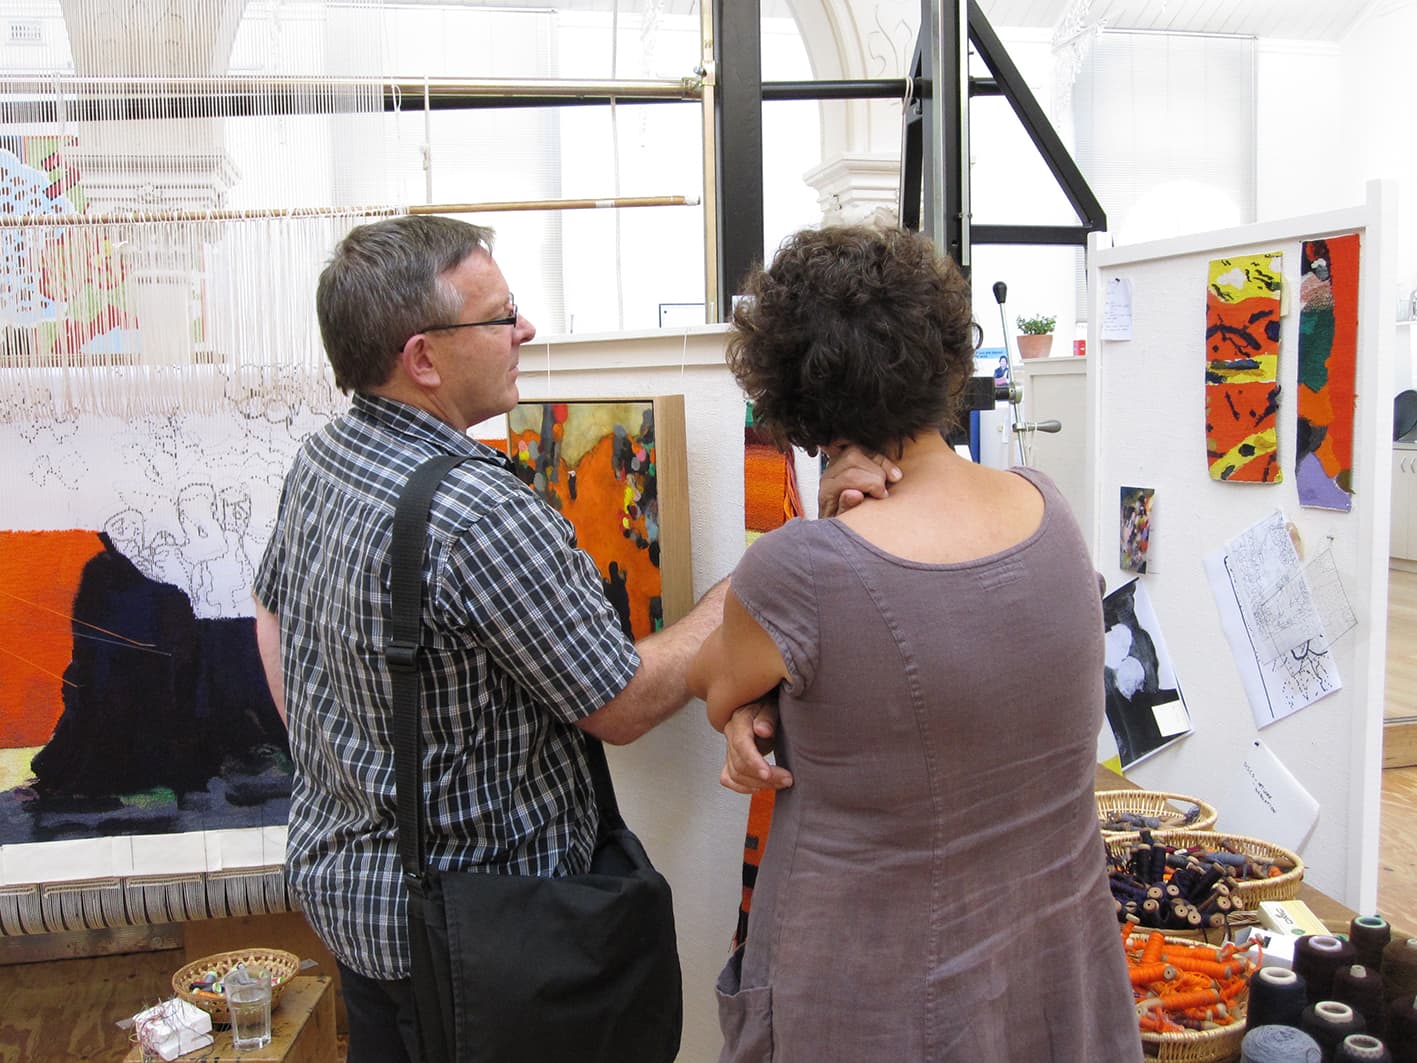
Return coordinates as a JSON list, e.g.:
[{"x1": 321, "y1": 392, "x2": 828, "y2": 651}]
[{"x1": 689, "y1": 225, "x2": 1141, "y2": 1061}]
